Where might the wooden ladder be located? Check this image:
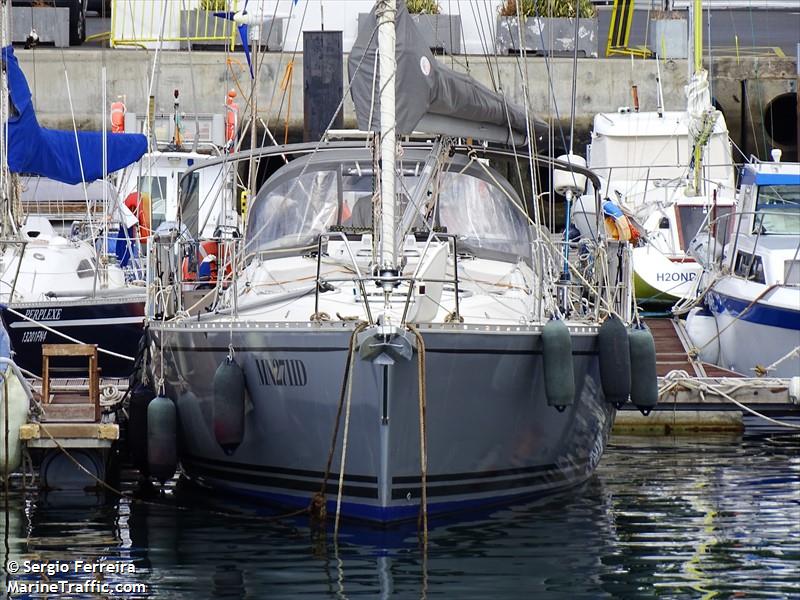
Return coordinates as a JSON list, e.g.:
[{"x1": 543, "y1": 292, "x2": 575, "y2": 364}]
[{"x1": 40, "y1": 344, "x2": 101, "y2": 423}]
